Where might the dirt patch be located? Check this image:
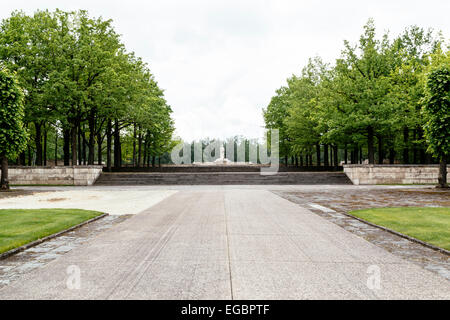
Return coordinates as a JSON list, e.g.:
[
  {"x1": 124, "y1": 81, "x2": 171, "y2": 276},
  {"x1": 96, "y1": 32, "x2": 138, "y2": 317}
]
[
  {"x1": 42, "y1": 198, "x2": 68, "y2": 202},
  {"x1": 0, "y1": 189, "x2": 48, "y2": 200}
]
